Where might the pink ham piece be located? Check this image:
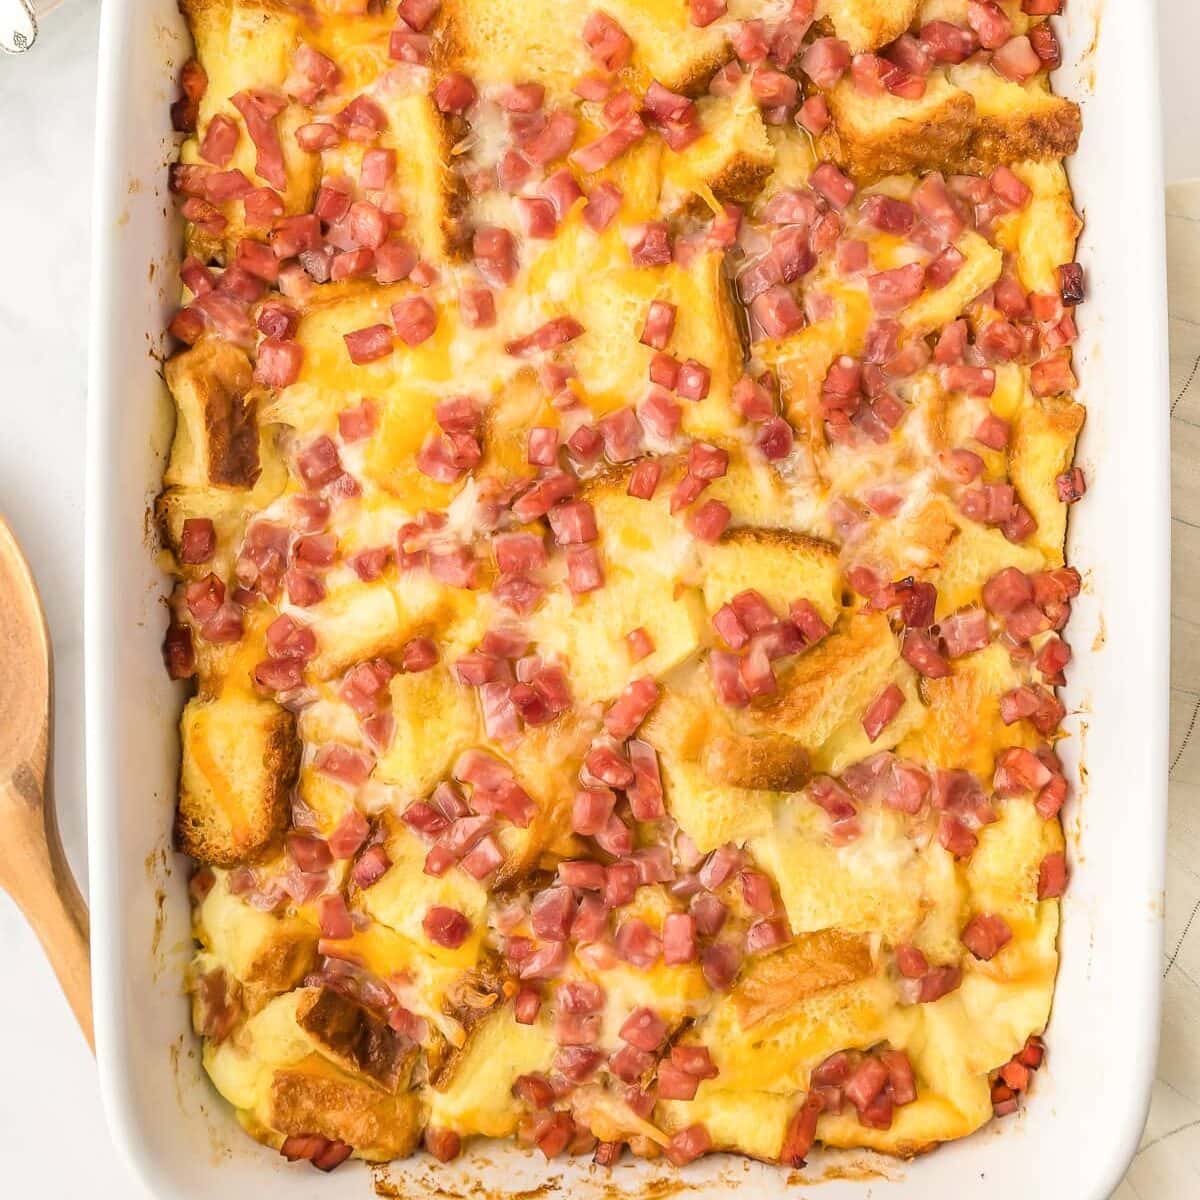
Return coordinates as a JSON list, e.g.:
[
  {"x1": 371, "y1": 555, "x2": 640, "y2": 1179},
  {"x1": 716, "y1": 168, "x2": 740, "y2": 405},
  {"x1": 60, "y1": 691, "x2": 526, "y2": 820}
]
[
  {"x1": 940, "y1": 608, "x2": 990, "y2": 657},
  {"x1": 751, "y1": 287, "x2": 805, "y2": 338},
  {"x1": 689, "y1": 0, "x2": 726, "y2": 27},
  {"x1": 626, "y1": 739, "x2": 665, "y2": 821},
  {"x1": 639, "y1": 300, "x2": 677, "y2": 350},
  {"x1": 200, "y1": 114, "x2": 239, "y2": 167},
  {"x1": 810, "y1": 162, "x2": 856, "y2": 209},
  {"x1": 570, "y1": 114, "x2": 645, "y2": 173},
  {"x1": 657, "y1": 1062, "x2": 700, "y2": 1100},
  {"x1": 583, "y1": 11, "x2": 633, "y2": 71},
  {"x1": 740, "y1": 870, "x2": 774, "y2": 915},
  {"x1": 626, "y1": 460, "x2": 663, "y2": 500},
  {"x1": 862, "y1": 683, "x2": 905, "y2": 741},
  {"x1": 424, "y1": 905, "x2": 471, "y2": 948},
  {"x1": 599, "y1": 407, "x2": 643, "y2": 461},
  {"x1": 1038, "y1": 851, "x2": 1069, "y2": 899},
  {"x1": 796, "y1": 94, "x2": 831, "y2": 135},
  {"x1": 473, "y1": 226, "x2": 519, "y2": 287},
  {"x1": 391, "y1": 296, "x2": 437, "y2": 346},
  {"x1": 614, "y1": 919, "x2": 662, "y2": 968},
  {"x1": 566, "y1": 546, "x2": 605, "y2": 595},
  {"x1": 547, "y1": 499, "x2": 597, "y2": 545},
  {"x1": 583, "y1": 182, "x2": 623, "y2": 231},
  {"x1": 662, "y1": 912, "x2": 697, "y2": 964},
  {"x1": 314, "y1": 744, "x2": 373, "y2": 789},
  {"x1": 701, "y1": 942, "x2": 742, "y2": 990},
  {"x1": 230, "y1": 90, "x2": 287, "y2": 190},
  {"x1": 922, "y1": 20, "x2": 978, "y2": 64},
  {"x1": 868, "y1": 263, "x2": 926, "y2": 314},
  {"x1": 327, "y1": 811, "x2": 370, "y2": 863},
  {"x1": 344, "y1": 324, "x2": 393, "y2": 364},
  {"x1": 686, "y1": 500, "x2": 731, "y2": 543},
  {"x1": 435, "y1": 72, "x2": 477, "y2": 114},
  {"x1": 676, "y1": 360, "x2": 711, "y2": 401},
  {"x1": 993, "y1": 35, "x2": 1042, "y2": 83},
  {"x1": 254, "y1": 338, "x2": 303, "y2": 388},
  {"x1": 627, "y1": 221, "x2": 672, "y2": 266},
  {"x1": 506, "y1": 317, "x2": 584, "y2": 358},
  {"x1": 604, "y1": 678, "x2": 659, "y2": 739},
  {"x1": 352, "y1": 845, "x2": 391, "y2": 890},
  {"x1": 620, "y1": 1007, "x2": 667, "y2": 1052},
  {"x1": 665, "y1": 1124, "x2": 712, "y2": 1166},
  {"x1": 801, "y1": 37, "x2": 851, "y2": 88},
  {"x1": 584, "y1": 741, "x2": 634, "y2": 788},
  {"x1": 961, "y1": 912, "x2": 1013, "y2": 960},
  {"x1": 179, "y1": 518, "x2": 217, "y2": 564},
  {"x1": 604, "y1": 861, "x2": 639, "y2": 908},
  {"x1": 524, "y1": 111, "x2": 580, "y2": 166},
  {"x1": 531, "y1": 887, "x2": 577, "y2": 941},
  {"x1": 317, "y1": 894, "x2": 353, "y2": 940},
  {"x1": 967, "y1": 0, "x2": 1012, "y2": 49}
]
